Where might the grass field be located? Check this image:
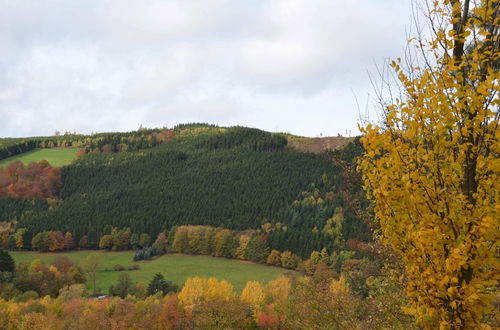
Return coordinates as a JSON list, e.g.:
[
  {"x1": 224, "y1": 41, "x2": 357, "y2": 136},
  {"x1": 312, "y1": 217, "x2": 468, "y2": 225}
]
[
  {"x1": 11, "y1": 251, "x2": 296, "y2": 293},
  {"x1": 0, "y1": 148, "x2": 78, "y2": 167}
]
